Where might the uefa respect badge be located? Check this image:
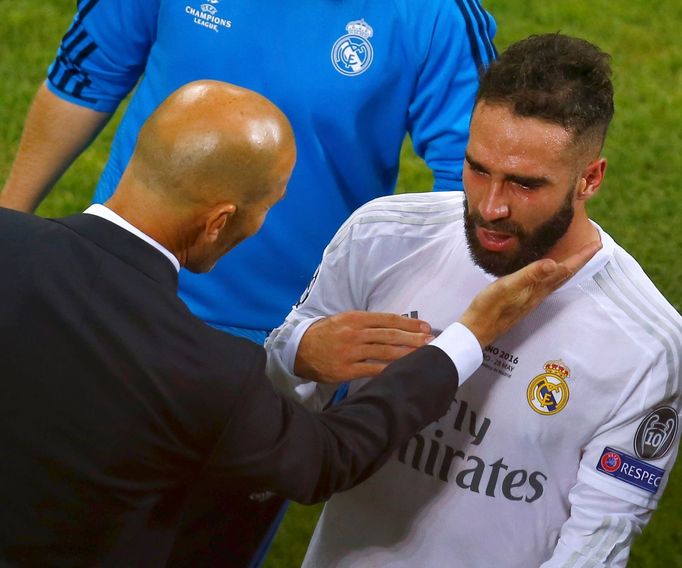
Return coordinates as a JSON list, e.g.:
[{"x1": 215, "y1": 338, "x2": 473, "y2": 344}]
[{"x1": 596, "y1": 447, "x2": 664, "y2": 494}]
